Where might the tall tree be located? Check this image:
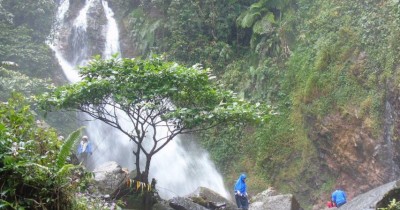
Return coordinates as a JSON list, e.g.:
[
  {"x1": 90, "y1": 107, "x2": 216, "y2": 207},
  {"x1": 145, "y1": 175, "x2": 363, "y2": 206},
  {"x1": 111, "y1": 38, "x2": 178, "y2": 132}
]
[{"x1": 38, "y1": 56, "x2": 269, "y2": 183}]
